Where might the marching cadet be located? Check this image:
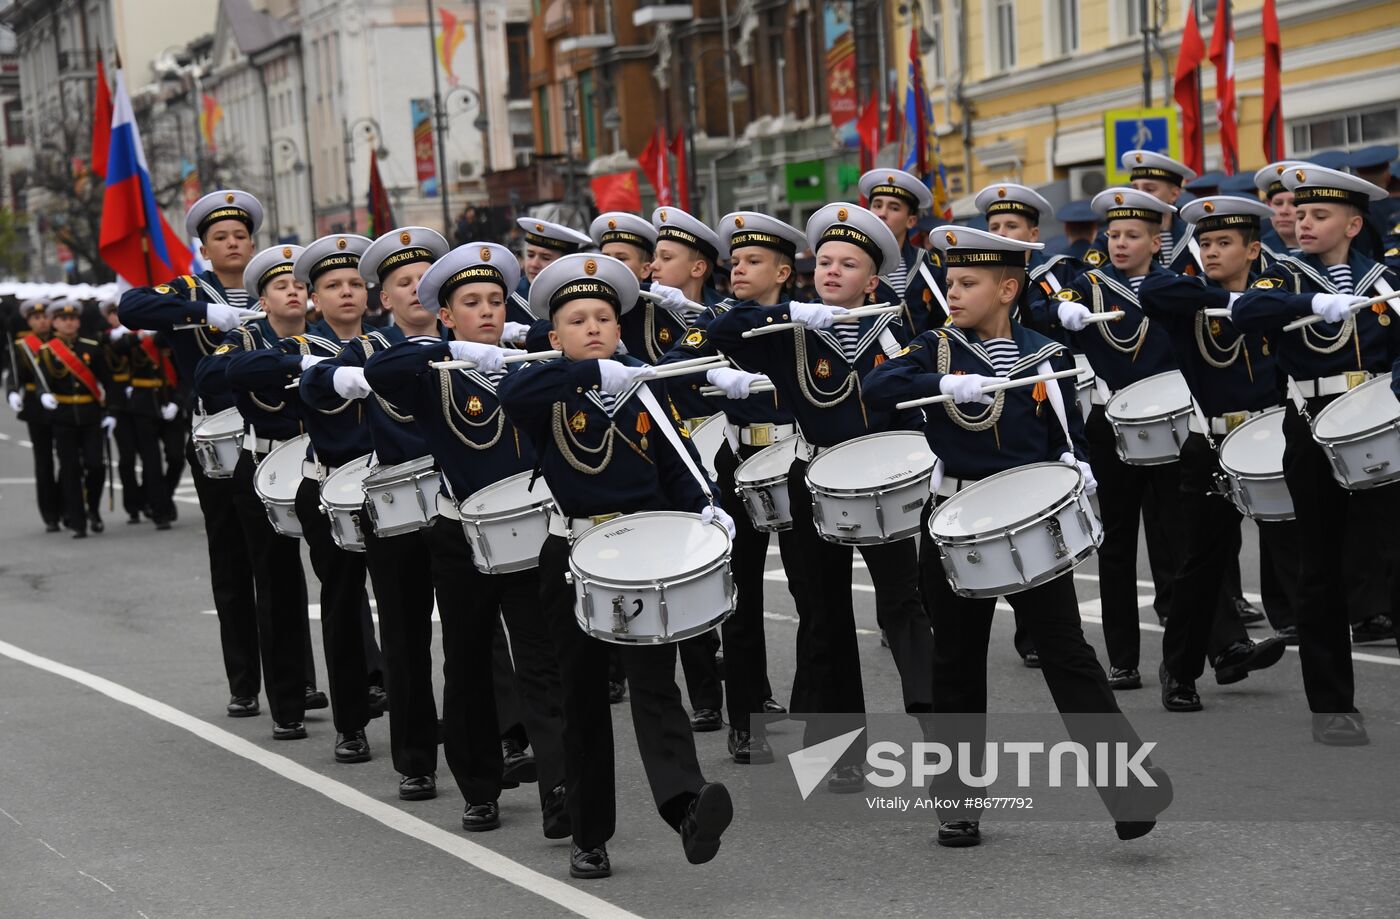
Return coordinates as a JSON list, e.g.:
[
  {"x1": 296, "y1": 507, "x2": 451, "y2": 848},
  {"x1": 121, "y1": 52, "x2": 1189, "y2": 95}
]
[
  {"x1": 1138, "y1": 196, "x2": 1294, "y2": 711},
  {"x1": 1055, "y1": 188, "x2": 1186, "y2": 690},
  {"x1": 1085, "y1": 151, "x2": 1201, "y2": 275},
  {"x1": 363, "y1": 241, "x2": 570, "y2": 836},
  {"x1": 119, "y1": 190, "x2": 267, "y2": 717},
  {"x1": 497, "y1": 253, "x2": 735, "y2": 880},
  {"x1": 38, "y1": 300, "x2": 114, "y2": 538},
  {"x1": 863, "y1": 226, "x2": 1171, "y2": 849},
  {"x1": 1256, "y1": 161, "x2": 1307, "y2": 260},
  {"x1": 6, "y1": 298, "x2": 62, "y2": 530},
  {"x1": 100, "y1": 299, "x2": 143, "y2": 525},
  {"x1": 859, "y1": 167, "x2": 946, "y2": 336},
  {"x1": 1232, "y1": 165, "x2": 1400, "y2": 747},
  {"x1": 512, "y1": 217, "x2": 591, "y2": 324},
  {"x1": 705, "y1": 204, "x2": 935, "y2": 791}
]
